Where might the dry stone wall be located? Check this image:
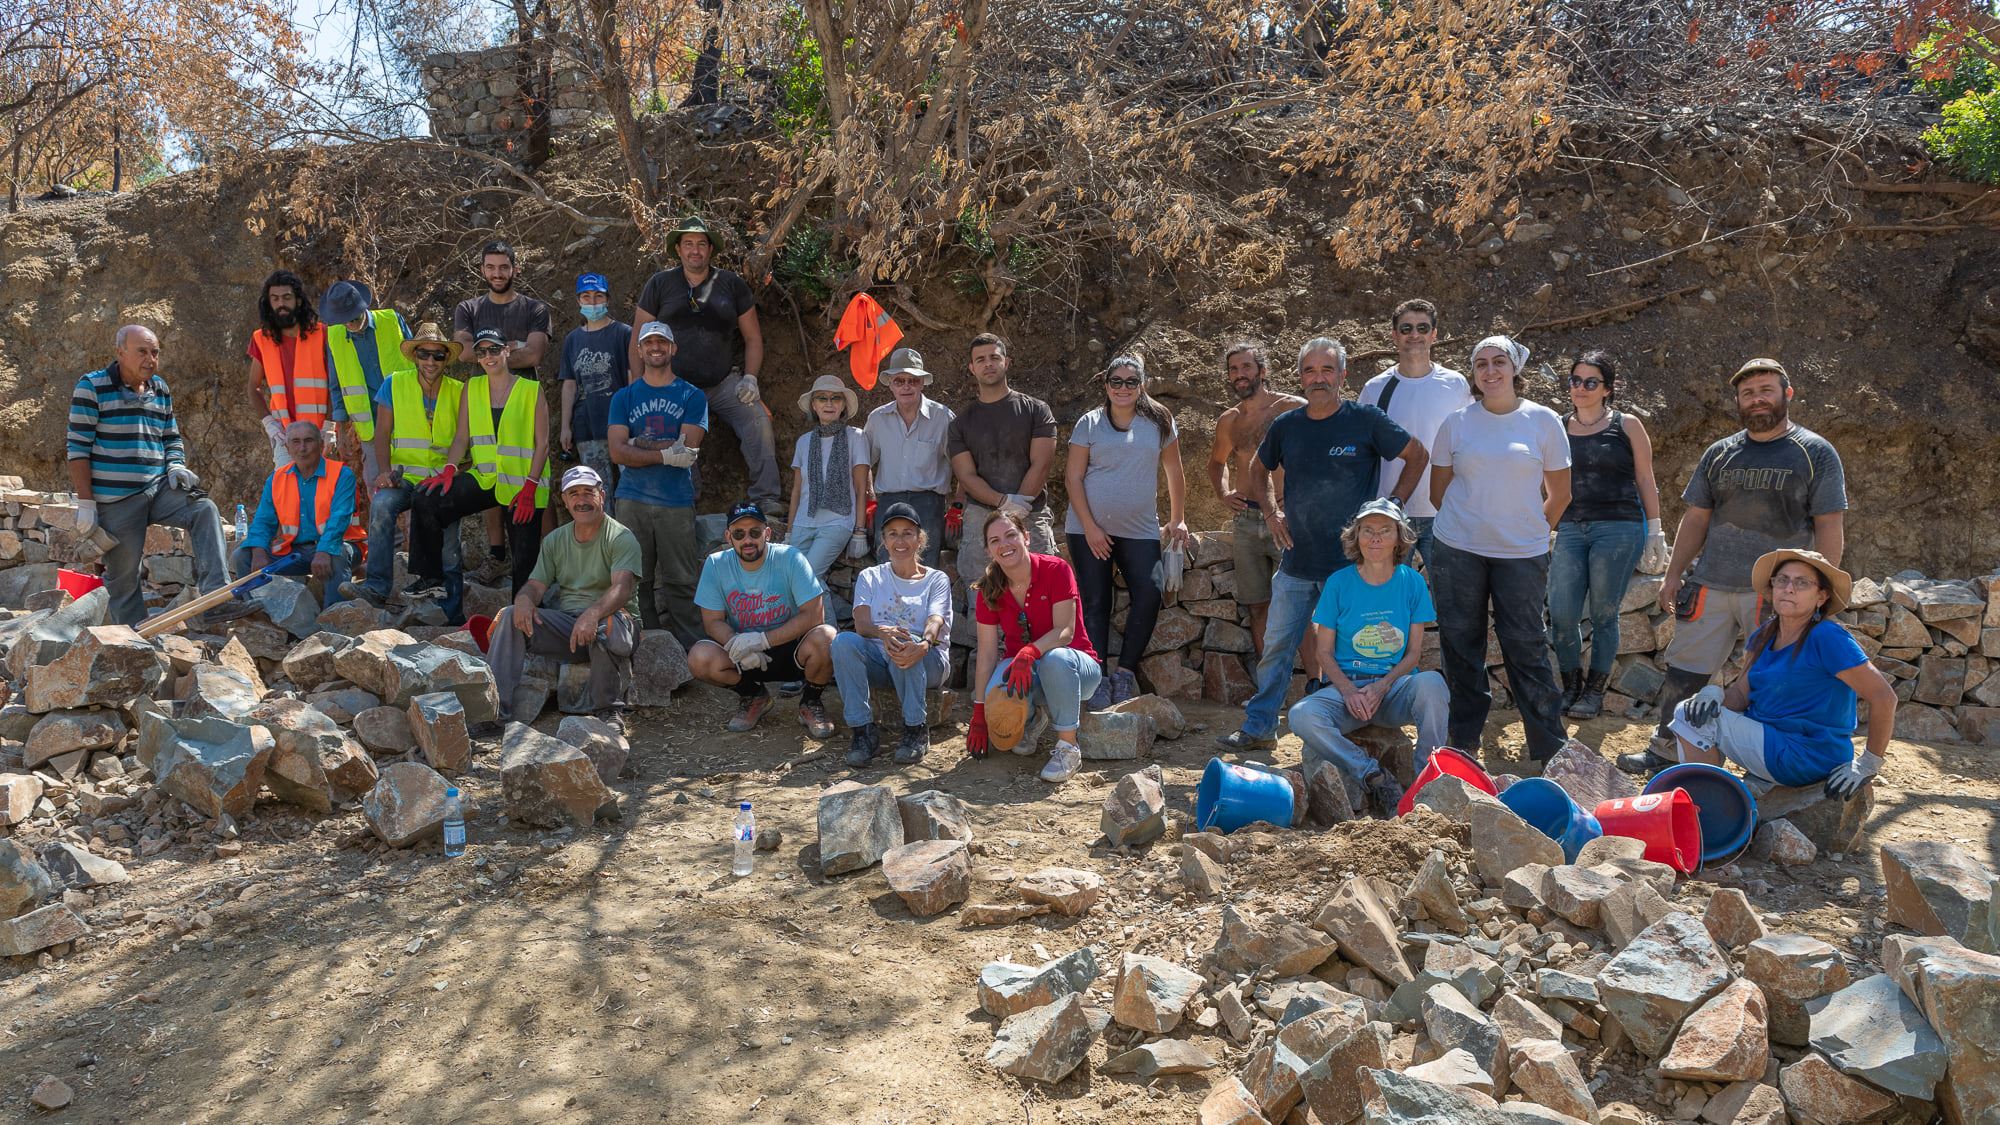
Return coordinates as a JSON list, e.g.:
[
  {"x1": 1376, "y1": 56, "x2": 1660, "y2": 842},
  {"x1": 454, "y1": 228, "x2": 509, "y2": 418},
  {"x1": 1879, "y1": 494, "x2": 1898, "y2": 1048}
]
[{"x1": 420, "y1": 44, "x2": 601, "y2": 160}]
